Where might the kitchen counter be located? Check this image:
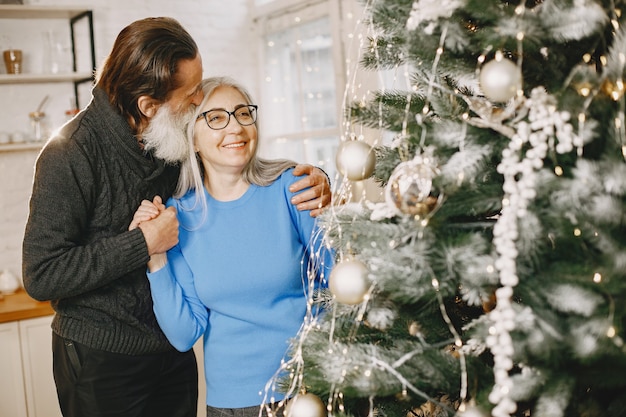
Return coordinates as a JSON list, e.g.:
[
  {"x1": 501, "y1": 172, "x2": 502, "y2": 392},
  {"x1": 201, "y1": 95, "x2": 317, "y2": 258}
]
[{"x1": 0, "y1": 288, "x2": 54, "y2": 323}]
